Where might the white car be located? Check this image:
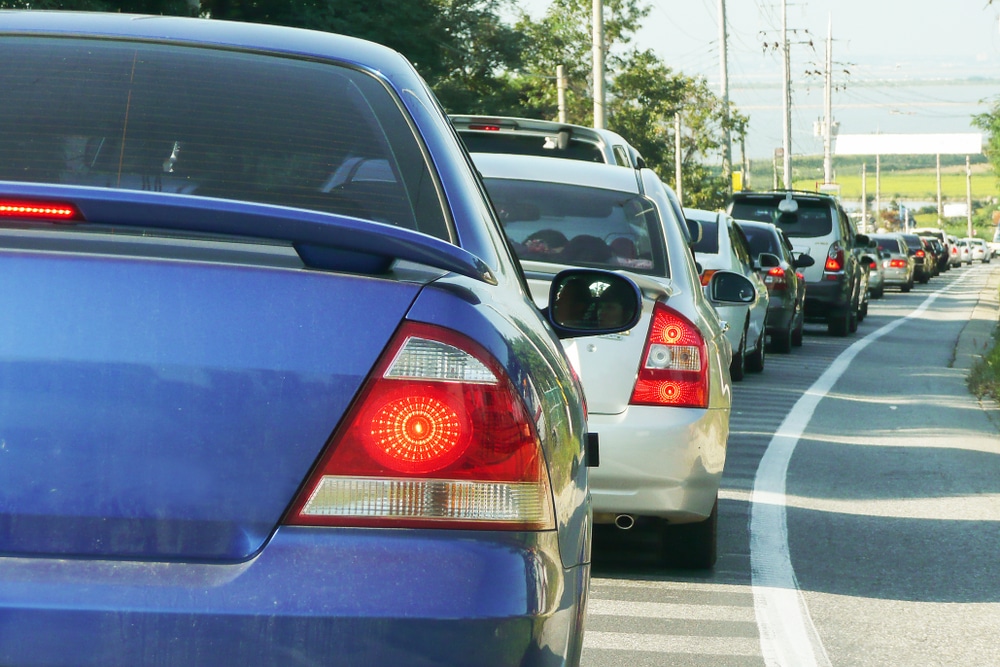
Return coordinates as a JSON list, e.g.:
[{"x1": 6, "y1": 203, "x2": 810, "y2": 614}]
[
  {"x1": 686, "y1": 208, "x2": 770, "y2": 381},
  {"x1": 990, "y1": 228, "x2": 1000, "y2": 258},
  {"x1": 472, "y1": 152, "x2": 757, "y2": 569},
  {"x1": 964, "y1": 237, "x2": 990, "y2": 263},
  {"x1": 955, "y1": 238, "x2": 973, "y2": 265}
]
